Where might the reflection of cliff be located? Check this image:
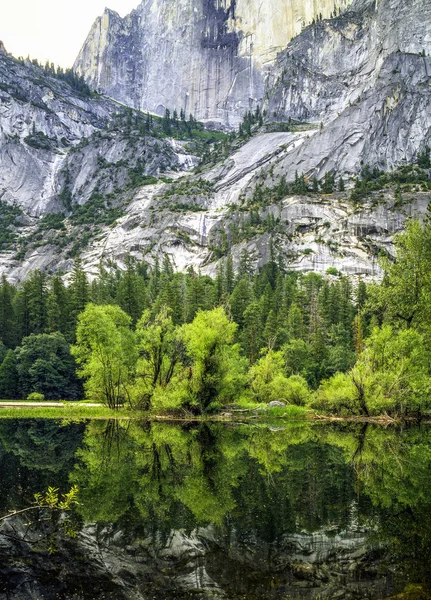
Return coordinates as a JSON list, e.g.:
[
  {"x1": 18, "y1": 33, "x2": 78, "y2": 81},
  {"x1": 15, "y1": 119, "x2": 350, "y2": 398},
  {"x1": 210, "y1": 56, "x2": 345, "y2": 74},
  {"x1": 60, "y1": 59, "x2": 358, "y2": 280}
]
[{"x1": 0, "y1": 516, "x2": 390, "y2": 599}]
